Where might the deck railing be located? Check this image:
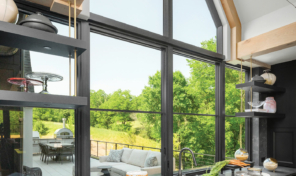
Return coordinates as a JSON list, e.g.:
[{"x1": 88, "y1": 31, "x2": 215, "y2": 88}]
[{"x1": 90, "y1": 140, "x2": 216, "y2": 169}]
